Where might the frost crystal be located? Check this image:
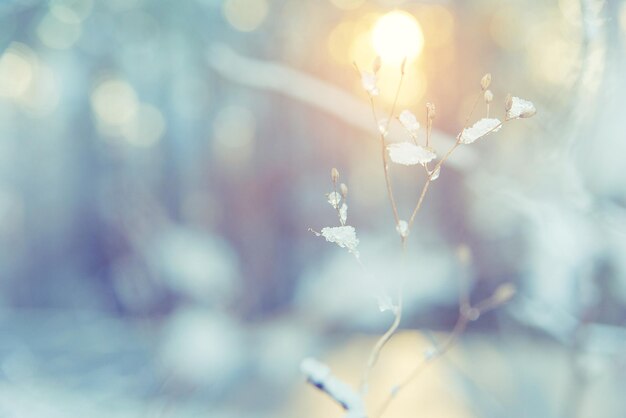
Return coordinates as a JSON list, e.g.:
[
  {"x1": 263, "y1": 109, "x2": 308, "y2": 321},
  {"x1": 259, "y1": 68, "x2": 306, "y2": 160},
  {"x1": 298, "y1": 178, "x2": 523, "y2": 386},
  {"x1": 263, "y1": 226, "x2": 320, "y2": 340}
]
[
  {"x1": 460, "y1": 118, "x2": 502, "y2": 144},
  {"x1": 339, "y1": 203, "x2": 348, "y2": 225},
  {"x1": 396, "y1": 220, "x2": 409, "y2": 238},
  {"x1": 327, "y1": 192, "x2": 341, "y2": 209},
  {"x1": 507, "y1": 96, "x2": 536, "y2": 119},
  {"x1": 377, "y1": 294, "x2": 395, "y2": 313},
  {"x1": 398, "y1": 110, "x2": 420, "y2": 136},
  {"x1": 429, "y1": 166, "x2": 440, "y2": 180},
  {"x1": 361, "y1": 71, "x2": 379, "y2": 96},
  {"x1": 320, "y1": 226, "x2": 359, "y2": 256},
  {"x1": 387, "y1": 142, "x2": 436, "y2": 166},
  {"x1": 377, "y1": 118, "x2": 389, "y2": 137}
]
